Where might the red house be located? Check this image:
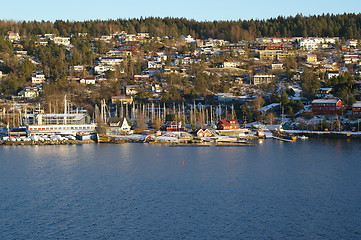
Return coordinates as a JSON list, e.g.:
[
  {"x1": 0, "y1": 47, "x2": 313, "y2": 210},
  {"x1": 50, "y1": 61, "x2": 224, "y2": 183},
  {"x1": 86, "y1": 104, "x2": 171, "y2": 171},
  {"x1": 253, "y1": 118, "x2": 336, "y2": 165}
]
[
  {"x1": 118, "y1": 44, "x2": 139, "y2": 52},
  {"x1": 216, "y1": 119, "x2": 240, "y2": 130},
  {"x1": 312, "y1": 99, "x2": 343, "y2": 114}
]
